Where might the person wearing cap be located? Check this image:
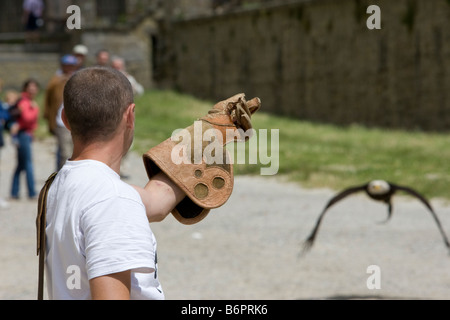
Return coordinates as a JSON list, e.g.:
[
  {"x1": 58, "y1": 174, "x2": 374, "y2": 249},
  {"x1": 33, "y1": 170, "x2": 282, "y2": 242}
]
[
  {"x1": 44, "y1": 54, "x2": 78, "y2": 170},
  {"x1": 73, "y1": 44, "x2": 89, "y2": 70}
]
